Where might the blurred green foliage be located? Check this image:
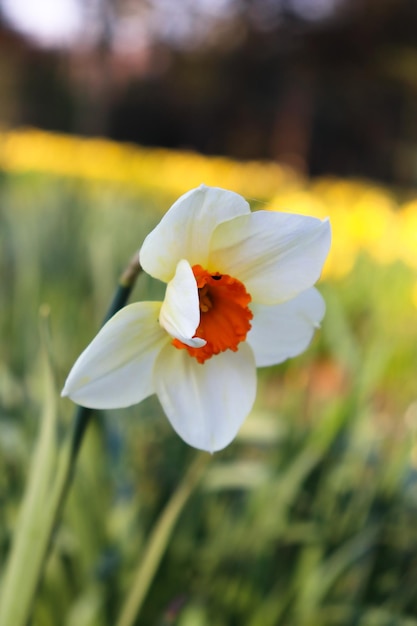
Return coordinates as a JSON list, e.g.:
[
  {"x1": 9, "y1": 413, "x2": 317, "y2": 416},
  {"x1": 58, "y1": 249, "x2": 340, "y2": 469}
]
[{"x1": 1, "y1": 170, "x2": 417, "y2": 625}]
